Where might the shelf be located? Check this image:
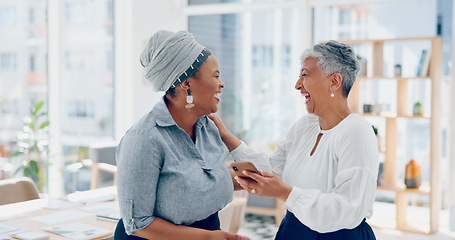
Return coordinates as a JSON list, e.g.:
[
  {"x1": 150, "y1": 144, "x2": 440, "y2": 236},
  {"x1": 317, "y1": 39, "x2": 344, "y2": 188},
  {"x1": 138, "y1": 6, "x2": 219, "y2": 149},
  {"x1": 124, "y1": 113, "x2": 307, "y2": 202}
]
[
  {"x1": 361, "y1": 113, "x2": 431, "y2": 119},
  {"x1": 346, "y1": 36, "x2": 442, "y2": 234},
  {"x1": 377, "y1": 184, "x2": 430, "y2": 195},
  {"x1": 369, "y1": 201, "x2": 432, "y2": 234},
  {"x1": 358, "y1": 76, "x2": 432, "y2": 80}
]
